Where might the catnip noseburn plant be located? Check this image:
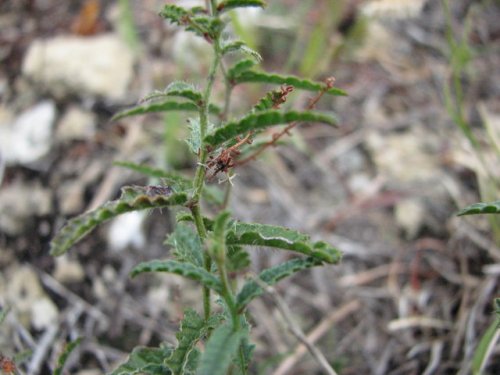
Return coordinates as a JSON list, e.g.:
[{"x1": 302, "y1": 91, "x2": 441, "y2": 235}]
[{"x1": 50, "y1": 1, "x2": 346, "y2": 374}]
